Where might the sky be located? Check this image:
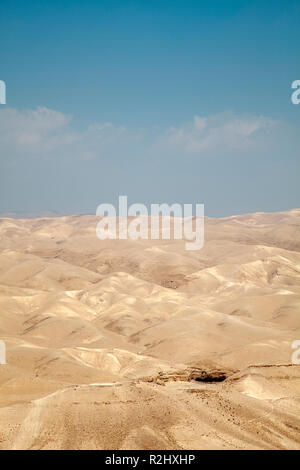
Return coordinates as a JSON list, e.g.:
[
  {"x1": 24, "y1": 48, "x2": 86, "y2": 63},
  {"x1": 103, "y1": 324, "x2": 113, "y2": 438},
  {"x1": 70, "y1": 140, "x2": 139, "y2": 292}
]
[{"x1": 0, "y1": 0, "x2": 299, "y2": 217}]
